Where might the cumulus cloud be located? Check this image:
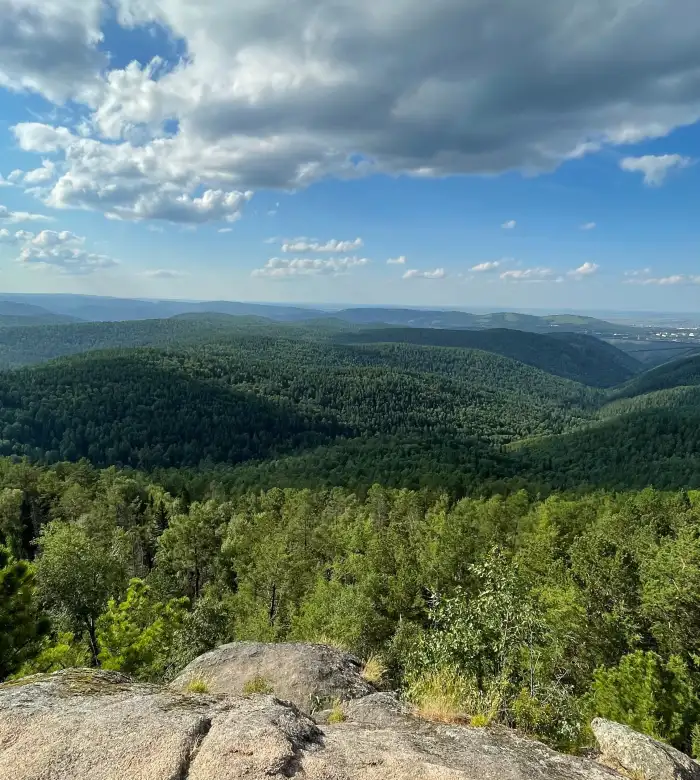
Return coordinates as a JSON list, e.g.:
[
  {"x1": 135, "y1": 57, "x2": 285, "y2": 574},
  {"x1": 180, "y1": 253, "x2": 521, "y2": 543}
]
[
  {"x1": 0, "y1": 0, "x2": 104, "y2": 102},
  {"x1": 403, "y1": 268, "x2": 446, "y2": 280},
  {"x1": 620, "y1": 154, "x2": 692, "y2": 186},
  {"x1": 500, "y1": 267, "x2": 558, "y2": 282},
  {"x1": 281, "y1": 238, "x2": 363, "y2": 253},
  {"x1": 0, "y1": 176, "x2": 13, "y2": 188},
  {"x1": 387, "y1": 255, "x2": 407, "y2": 265},
  {"x1": 471, "y1": 260, "x2": 502, "y2": 272},
  {"x1": 501, "y1": 220, "x2": 517, "y2": 230},
  {"x1": 580, "y1": 222, "x2": 596, "y2": 231},
  {"x1": 15, "y1": 160, "x2": 57, "y2": 185},
  {"x1": 0, "y1": 204, "x2": 52, "y2": 224},
  {"x1": 4, "y1": 0, "x2": 700, "y2": 224},
  {"x1": 568, "y1": 261, "x2": 599, "y2": 279},
  {"x1": 2, "y1": 228, "x2": 118, "y2": 274},
  {"x1": 252, "y1": 256, "x2": 369, "y2": 278}
]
